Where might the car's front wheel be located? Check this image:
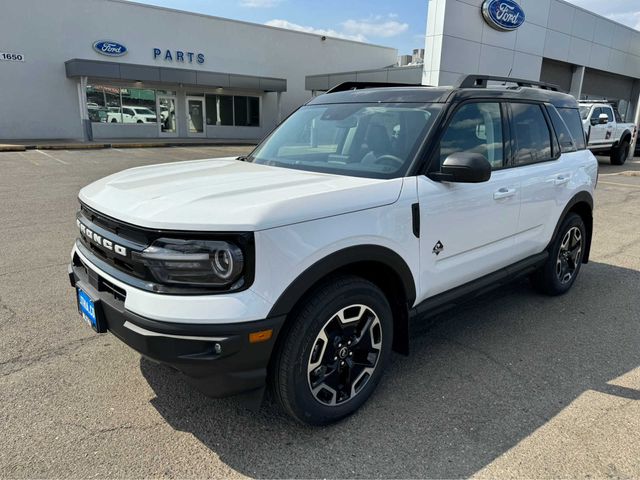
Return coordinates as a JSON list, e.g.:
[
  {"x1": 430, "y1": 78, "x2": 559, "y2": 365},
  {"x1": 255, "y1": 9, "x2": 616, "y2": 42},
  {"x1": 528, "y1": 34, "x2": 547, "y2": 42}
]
[
  {"x1": 271, "y1": 276, "x2": 393, "y2": 425},
  {"x1": 531, "y1": 213, "x2": 586, "y2": 295}
]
